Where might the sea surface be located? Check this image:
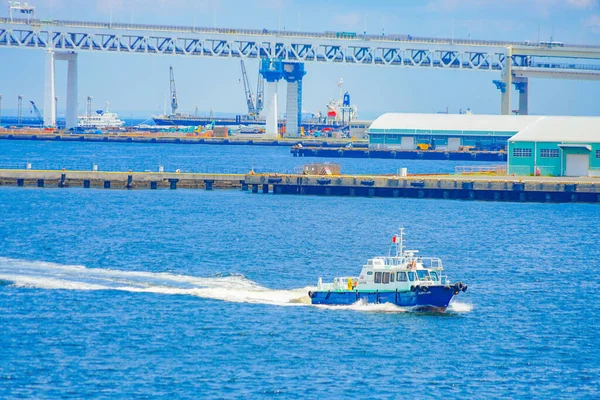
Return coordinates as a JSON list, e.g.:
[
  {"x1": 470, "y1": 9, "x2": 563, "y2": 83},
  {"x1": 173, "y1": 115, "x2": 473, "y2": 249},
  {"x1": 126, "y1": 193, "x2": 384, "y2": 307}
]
[
  {"x1": 1, "y1": 140, "x2": 599, "y2": 399},
  {"x1": 0, "y1": 139, "x2": 492, "y2": 175}
]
